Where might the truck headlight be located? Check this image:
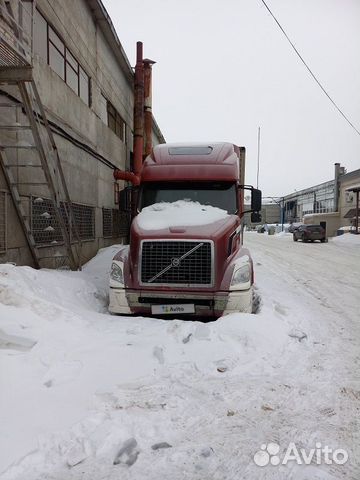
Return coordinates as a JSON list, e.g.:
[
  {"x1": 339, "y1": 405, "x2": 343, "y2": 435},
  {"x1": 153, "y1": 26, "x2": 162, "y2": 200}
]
[
  {"x1": 230, "y1": 263, "x2": 251, "y2": 290},
  {"x1": 110, "y1": 261, "x2": 124, "y2": 287}
]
